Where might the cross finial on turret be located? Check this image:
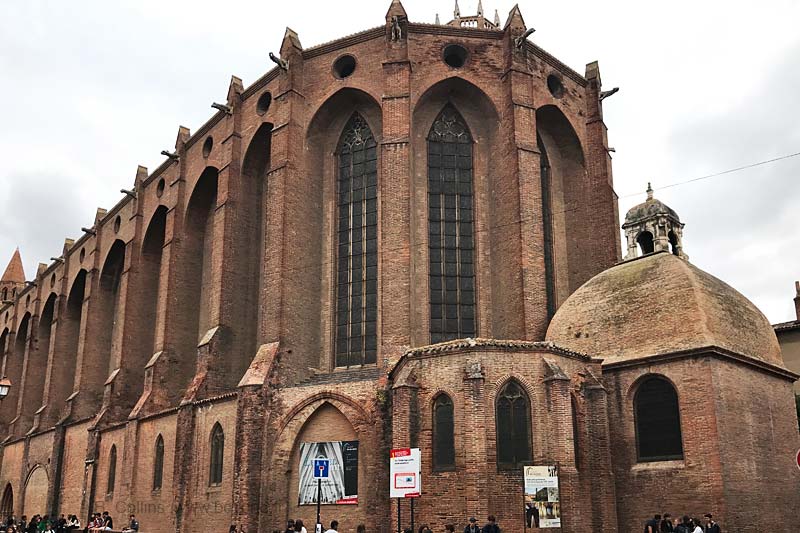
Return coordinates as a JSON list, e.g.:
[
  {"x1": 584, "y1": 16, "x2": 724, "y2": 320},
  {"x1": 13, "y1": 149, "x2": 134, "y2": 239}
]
[
  {"x1": 646, "y1": 182, "x2": 654, "y2": 201},
  {"x1": 494, "y1": 9, "x2": 501, "y2": 26},
  {"x1": 435, "y1": 13, "x2": 440, "y2": 24},
  {"x1": 477, "y1": 0, "x2": 484, "y2": 16},
  {"x1": 454, "y1": 0, "x2": 460, "y2": 18}
]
